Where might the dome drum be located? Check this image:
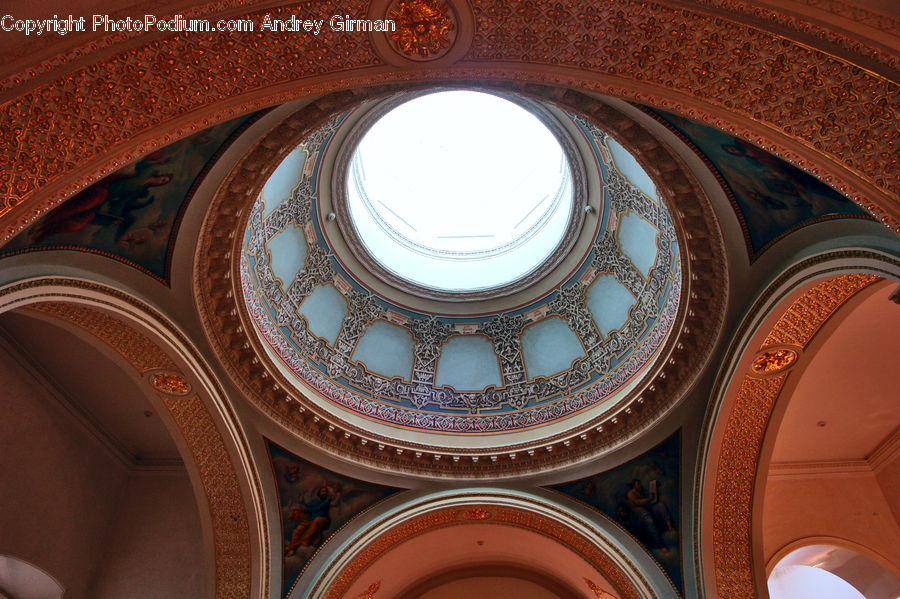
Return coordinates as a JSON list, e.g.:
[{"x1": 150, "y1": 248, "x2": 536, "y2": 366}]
[{"x1": 196, "y1": 84, "x2": 727, "y2": 477}]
